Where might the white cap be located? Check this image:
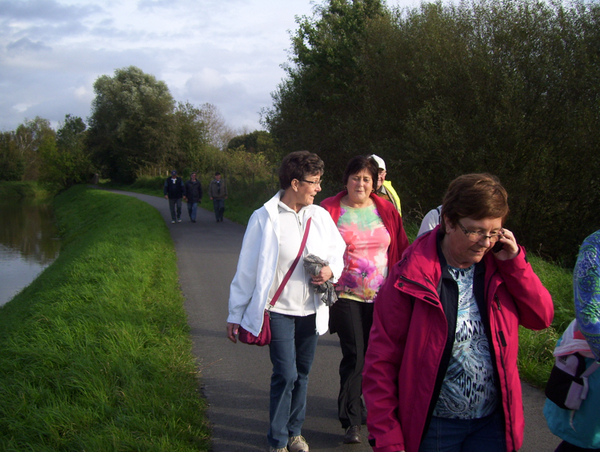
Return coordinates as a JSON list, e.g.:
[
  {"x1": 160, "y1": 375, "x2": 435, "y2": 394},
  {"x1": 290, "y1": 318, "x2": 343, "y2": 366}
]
[{"x1": 370, "y1": 154, "x2": 386, "y2": 171}]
